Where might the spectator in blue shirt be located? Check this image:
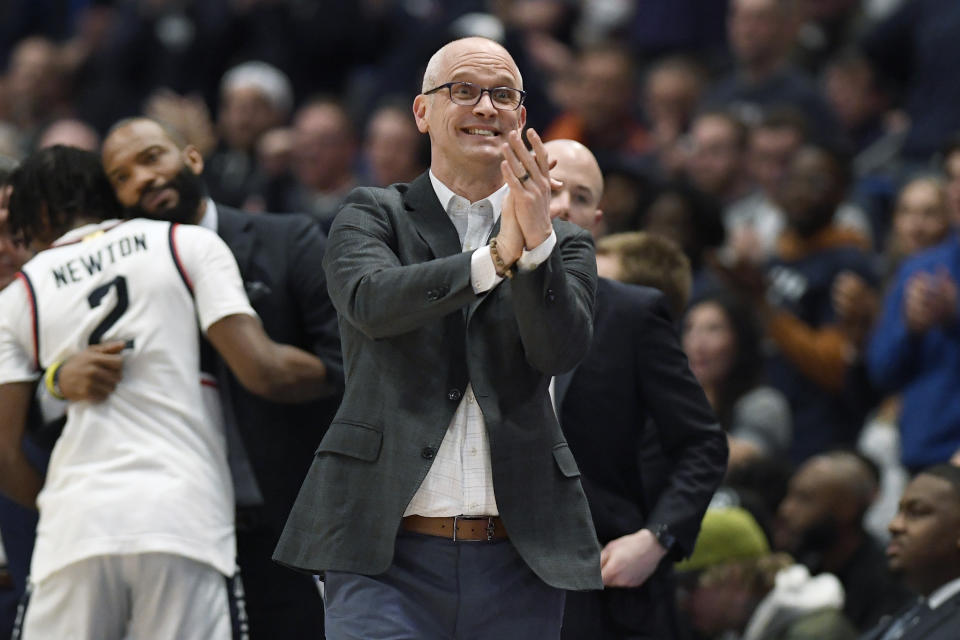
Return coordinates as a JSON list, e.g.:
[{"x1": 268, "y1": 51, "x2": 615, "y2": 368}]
[{"x1": 867, "y1": 232, "x2": 960, "y2": 472}]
